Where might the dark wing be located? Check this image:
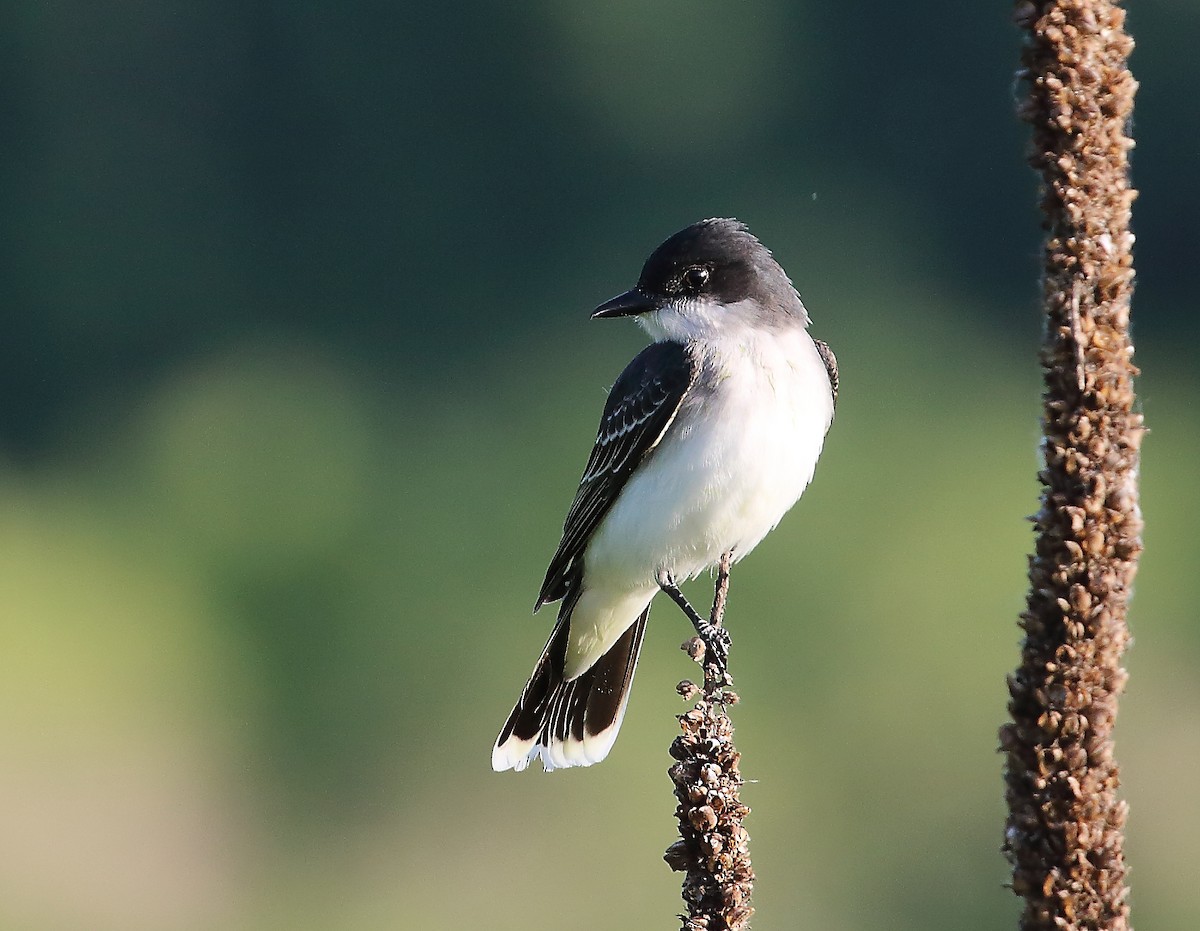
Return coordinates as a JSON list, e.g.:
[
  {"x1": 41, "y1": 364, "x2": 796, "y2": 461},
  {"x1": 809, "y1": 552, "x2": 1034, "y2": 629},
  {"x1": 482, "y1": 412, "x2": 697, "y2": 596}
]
[
  {"x1": 535, "y1": 340, "x2": 696, "y2": 609},
  {"x1": 813, "y1": 338, "x2": 839, "y2": 409}
]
